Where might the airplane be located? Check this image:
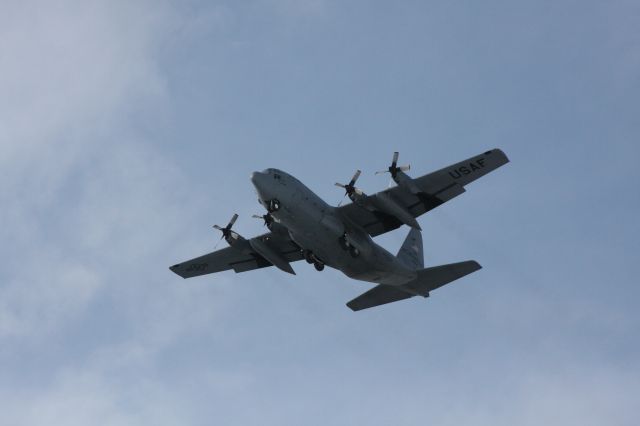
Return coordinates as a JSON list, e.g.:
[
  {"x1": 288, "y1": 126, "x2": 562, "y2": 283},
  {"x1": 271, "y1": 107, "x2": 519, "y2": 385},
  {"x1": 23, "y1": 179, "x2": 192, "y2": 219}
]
[{"x1": 170, "y1": 149, "x2": 509, "y2": 311}]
